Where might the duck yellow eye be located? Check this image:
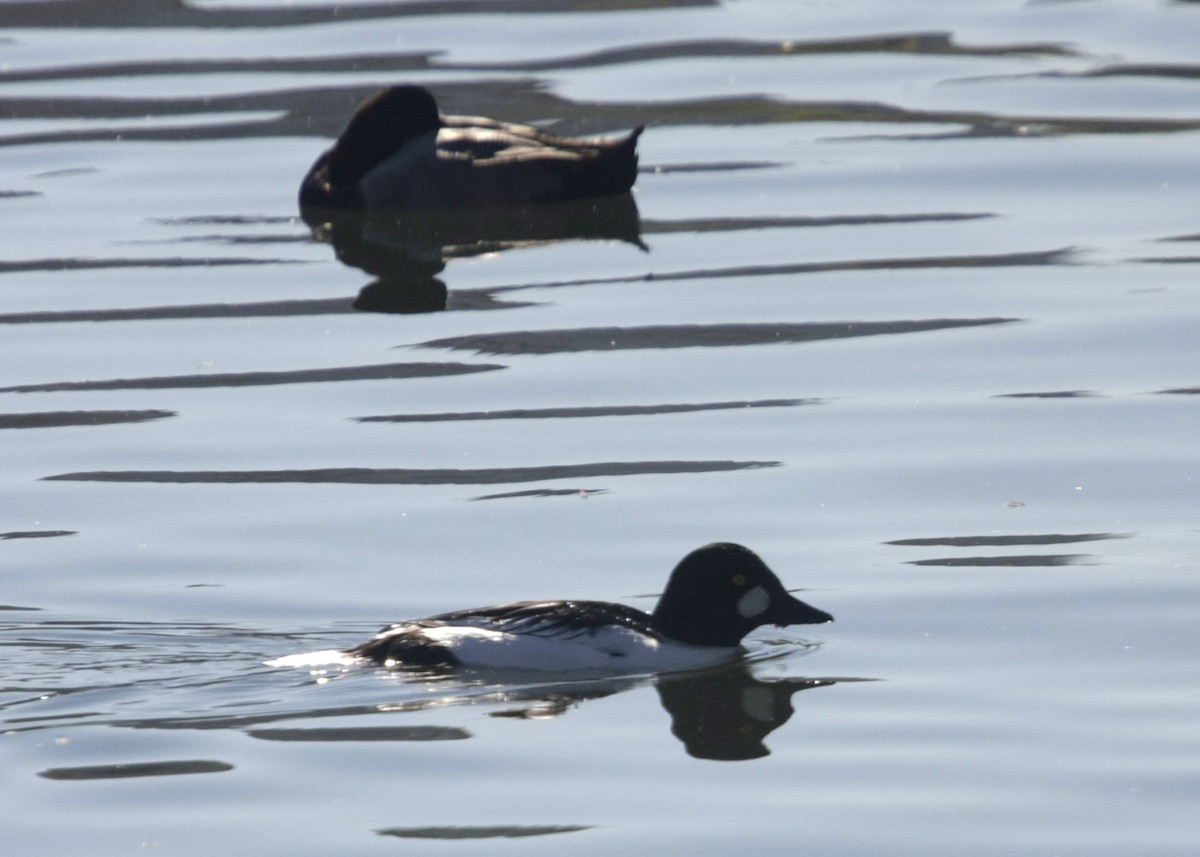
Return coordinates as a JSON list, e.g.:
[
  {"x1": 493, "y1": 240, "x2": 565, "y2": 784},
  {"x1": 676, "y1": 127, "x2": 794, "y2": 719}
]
[{"x1": 732, "y1": 573, "x2": 745, "y2": 586}]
